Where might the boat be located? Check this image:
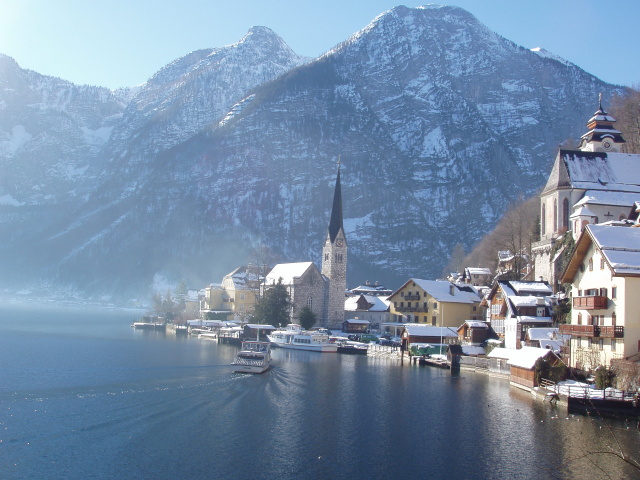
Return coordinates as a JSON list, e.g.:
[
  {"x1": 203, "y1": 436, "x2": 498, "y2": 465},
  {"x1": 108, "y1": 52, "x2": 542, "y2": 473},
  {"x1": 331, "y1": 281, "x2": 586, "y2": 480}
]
[
  {"x1": 267, "y1": 324, "x2": 338, "y2": 353},
  {"x1": 336, "y1": 341, "x2": 369, "y2": 355},
  {"x1": 231, "y1": 340, "x2": 272, "y2": 374}
]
